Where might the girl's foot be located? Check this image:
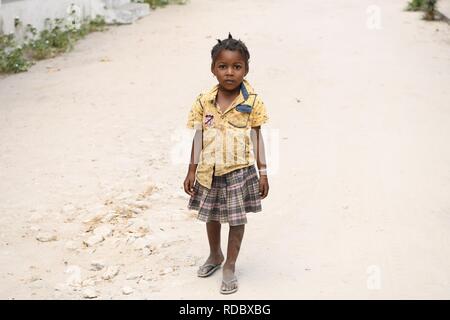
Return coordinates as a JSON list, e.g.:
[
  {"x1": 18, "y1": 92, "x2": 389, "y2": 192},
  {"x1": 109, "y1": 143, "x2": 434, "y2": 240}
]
[
  {"x1": 197, "y1": 253, "x2": 224, "y2": 277},
  {"x1": 220, "y1": 264, "x2": 238, "y2": 294}
]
